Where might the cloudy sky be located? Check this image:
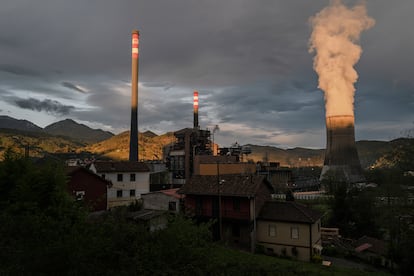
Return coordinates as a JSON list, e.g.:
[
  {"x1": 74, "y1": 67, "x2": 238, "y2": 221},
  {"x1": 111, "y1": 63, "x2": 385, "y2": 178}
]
[{"x1": 0, "y1": 0, "x2": 413, "y2": 148}]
